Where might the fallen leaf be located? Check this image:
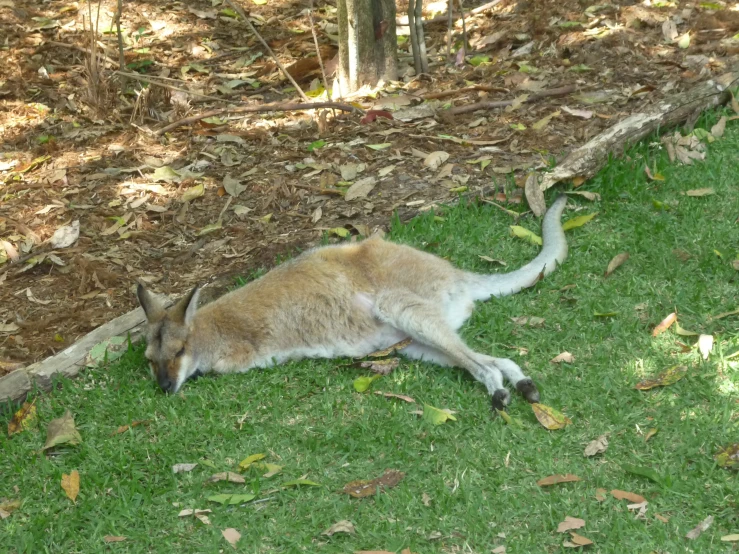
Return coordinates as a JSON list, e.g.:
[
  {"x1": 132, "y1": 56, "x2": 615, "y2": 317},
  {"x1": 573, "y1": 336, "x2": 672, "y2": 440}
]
[
  {"x1": 709, "y1": 308, "x2": 739, "y2": 321},
  {"x1": 562, "y1": 213, "x2": 597, "y2": 231},
  {"x1": 698, "y1": 334, "x2": 713, "y2": 360},
  {"x1": 0, "y1": 499, "x2": 21, "y2": 519},
  {"x1": 532, "y1": 403, "x2": 572, "y2": 430},
  {"x1": 532, "y1": 110, "x2": 560, "y2": 132},
  {"x1": 172, "y1": 463, "x2": 198, "y2": 474},
  {"x1": 496, "y1": 409, "x2": 523, "y2": 427},
  {"x1": 374, "y1": 391, "x2": 415, "y2": 403},
  {"x1": 181, "y1": 183, "x2": 205, "y2": 202},
  {"x1": 510, "y1": 225, "x2": 542, "y2": 246},
  {"x1": 323, "y1": 520, "x2": 356, "y2": 536},
  {"x1": 492, "y1": 546, "x2": 506, "y2": 554},
  {"x1": 255, "y1": 462, "x2": 282, "y2": 478},
  {"x1": 8, "y1": 400, "x2": 37, "y2": 436},
  {"x1": 711, "y1": 116, "x2": 726, "y2": 138},
  {"x1": 422, "y1": 492, "x2": 432, "y2": 506},
  {"x1": 536, "y1": 474, "x2": 581, "y2": 486},
  {"x1": 422, "y1": 404, "x2": 457, "y2": 425},
  {"x1": 360, "y1": 110, "x2": 393, "y2": 124},
  {"x1": 677, "y1": 32, "x2": 690, "y2": 49},
  {"x1": 208, "y1": 472, "x2": 245, "y2": 484},
  {"x1": 567, "y1": 191, "x2": 600, "y2": 201},
  {"x1": 635, "y1": 365, "x2": 687, "y2": 390},
  {"x1": 103, "y1": 536, "x2": 127, "y2": 543},
  {"x1": 366, "y1": 143, "x2": 392, "y2": 150},
  {"x1": 628, "y1": 500, "x2": 648, "y2": 518},
  {"x1": 61, "y1": 470, "x2": 80, "y2": 503},
  {"x1": 550, "y1": 352, "x2": 574, "y2": 364},
  {"x1": 223, "y1": 175, "x2": 246, "y2": 197},
  {"x1": 207, "y1": 493, "x2": 256, "y2": 505},
  {"x1": 354, "y1": 374, "x2": 382, "y2": 392},
  {"x1": 652, "y1": 312, "x2": 677, "y2": 336},
  {"x1": 111, "y1": 419, "x2": 150, "y2": 435},
  {"x1": 222, "y1": 528, "x2": 241, "y2": 548},
  {"x1": 50, "y1": 220, "x2": 80, "y2": 249},
  {"x1": 345, "y1": 176, "x2": 377, "y2": 201},
  {"x1": 524, "y1": 173, "x2": 546, "y2": 217},
  {"x1": 423, "y1": 151, "x2": 450, "y2": 170},
  {"x1": 359, "y1": 358, "x2": 399, "y2": 375},
  {"x1": 655, "y1": 513, "x2": 669, "y2": 523},
  {"x1": 604, "y1": 253, "x2": 629, "y2": 277},
  {"x1": 329, "y1": 227, "x2": 351, "y2": 238},
  {"x1": 644, "y1": 428, "x2": 658, "y2": 442},
  {"x1": 595, "y1": 488, "x2": 607, "y2": 501},
  {"x1": 557, "y1": 516, "x2": 586, "y2": 533},
  {"x1": 282, "y1": 479, "x2": 321, "y2": 487},
  {"x1": 343, "y1": 469, "x2": 405, "y2": 498},
  {"x1": 368, "y1": 338, "x2": 412, "y2": 357},
  {"x1": 721, "y1": 534, "x2": 739, "y2": 542},
  {"x1": 686, "y1": 515, "x2": 713, "y2": 540},
  {"x1": 238, "y1": 453, "x2": 266, "y2": 470},
  {"x1": 43, "y1": 410, "x2": 82, "y2": 451},
  {"x1": 178, "y1": 508, "x2": 211, "y2": 517},
  {"x1": 715, "y1": 443, "x2": 739, "y2": 469},
  {"x1": 611, "y1": 489, "x2": 645, "y2": 503},
  {"x1": 683, "y1": 187, "x2": 715, "y2": 197},
  {"x1": 675, "y1": 322, "x2": 698, "y2": 336},
  {"x1": 567, "y1": 532, "x2": 593, "y2": 546},
  {"x1": 562, "y1": 106, "x2": 593, "y2": 119},
  {"x1": 583, "y1": 435, "x2": 608, "y2": 457}
]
